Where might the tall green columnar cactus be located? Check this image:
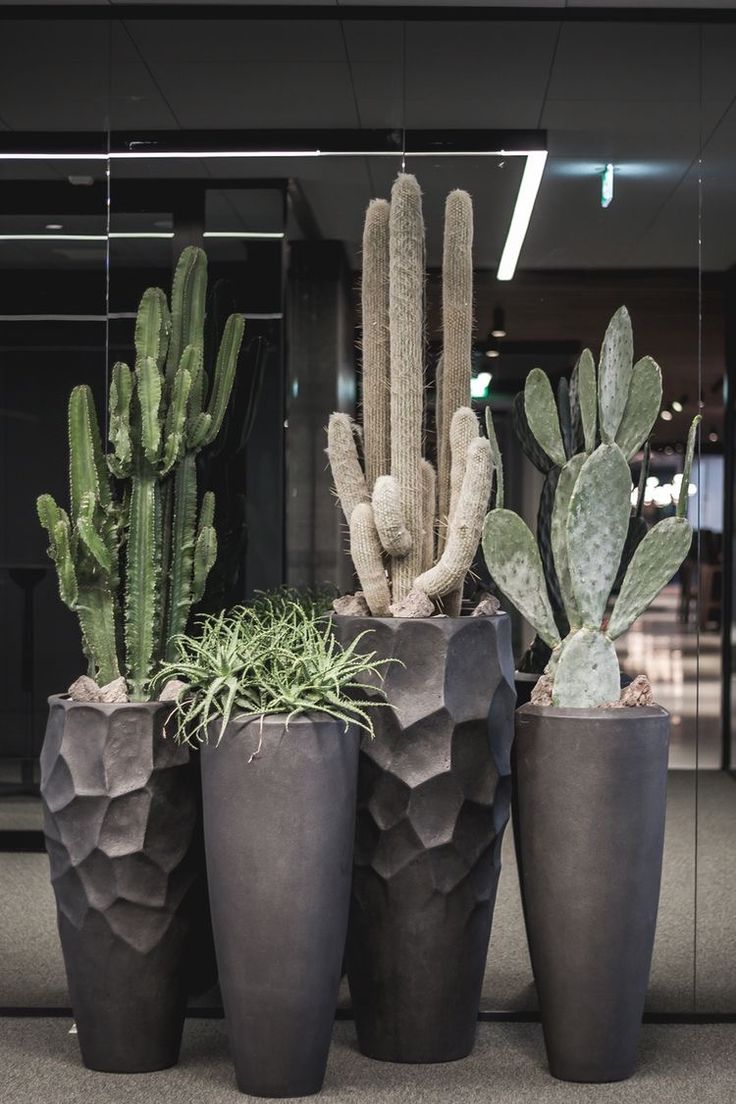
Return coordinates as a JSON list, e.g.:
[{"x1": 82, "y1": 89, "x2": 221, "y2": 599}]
[
  {"x1": 512, "y1": 308, "x2": 659, "y2": 674},
  {"x1": 482, "y1": 307, "x2": 698, "y2": 707},
  {"x1": 38, "y1": 247, "x2": 244, "y2": 700},
  {"x1": 327, "y1": 175, "x2": 492, "y2": 617}
]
